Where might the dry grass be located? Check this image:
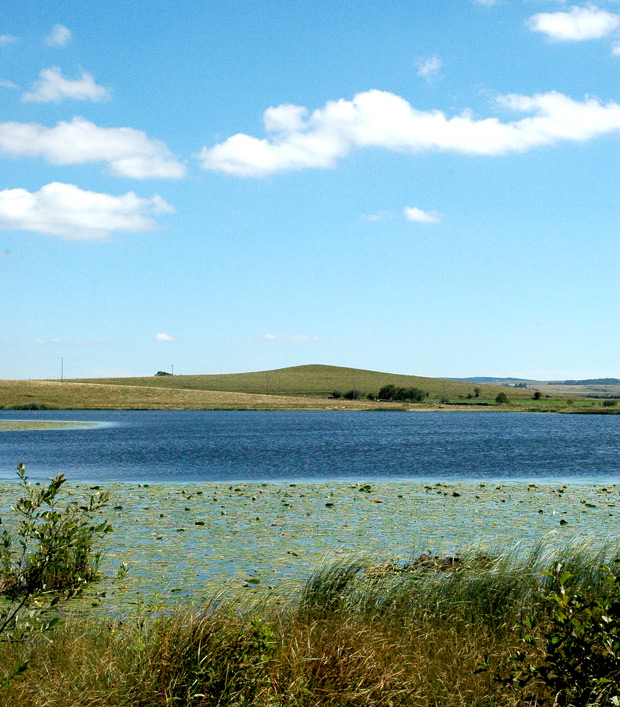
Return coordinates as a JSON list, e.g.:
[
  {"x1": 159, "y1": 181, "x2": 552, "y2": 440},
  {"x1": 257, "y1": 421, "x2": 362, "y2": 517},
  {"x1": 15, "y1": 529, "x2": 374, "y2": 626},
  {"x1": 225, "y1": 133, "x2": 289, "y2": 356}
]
[
  {"x1": 0, "y1": 379, "x2": 381, "y2": 411},
  {"x1": 6, "y1": 538, "x2": 607, "y2": 706},
  {"x1": 0, "y1": 609, "x2": 533, "y2": 707}
]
